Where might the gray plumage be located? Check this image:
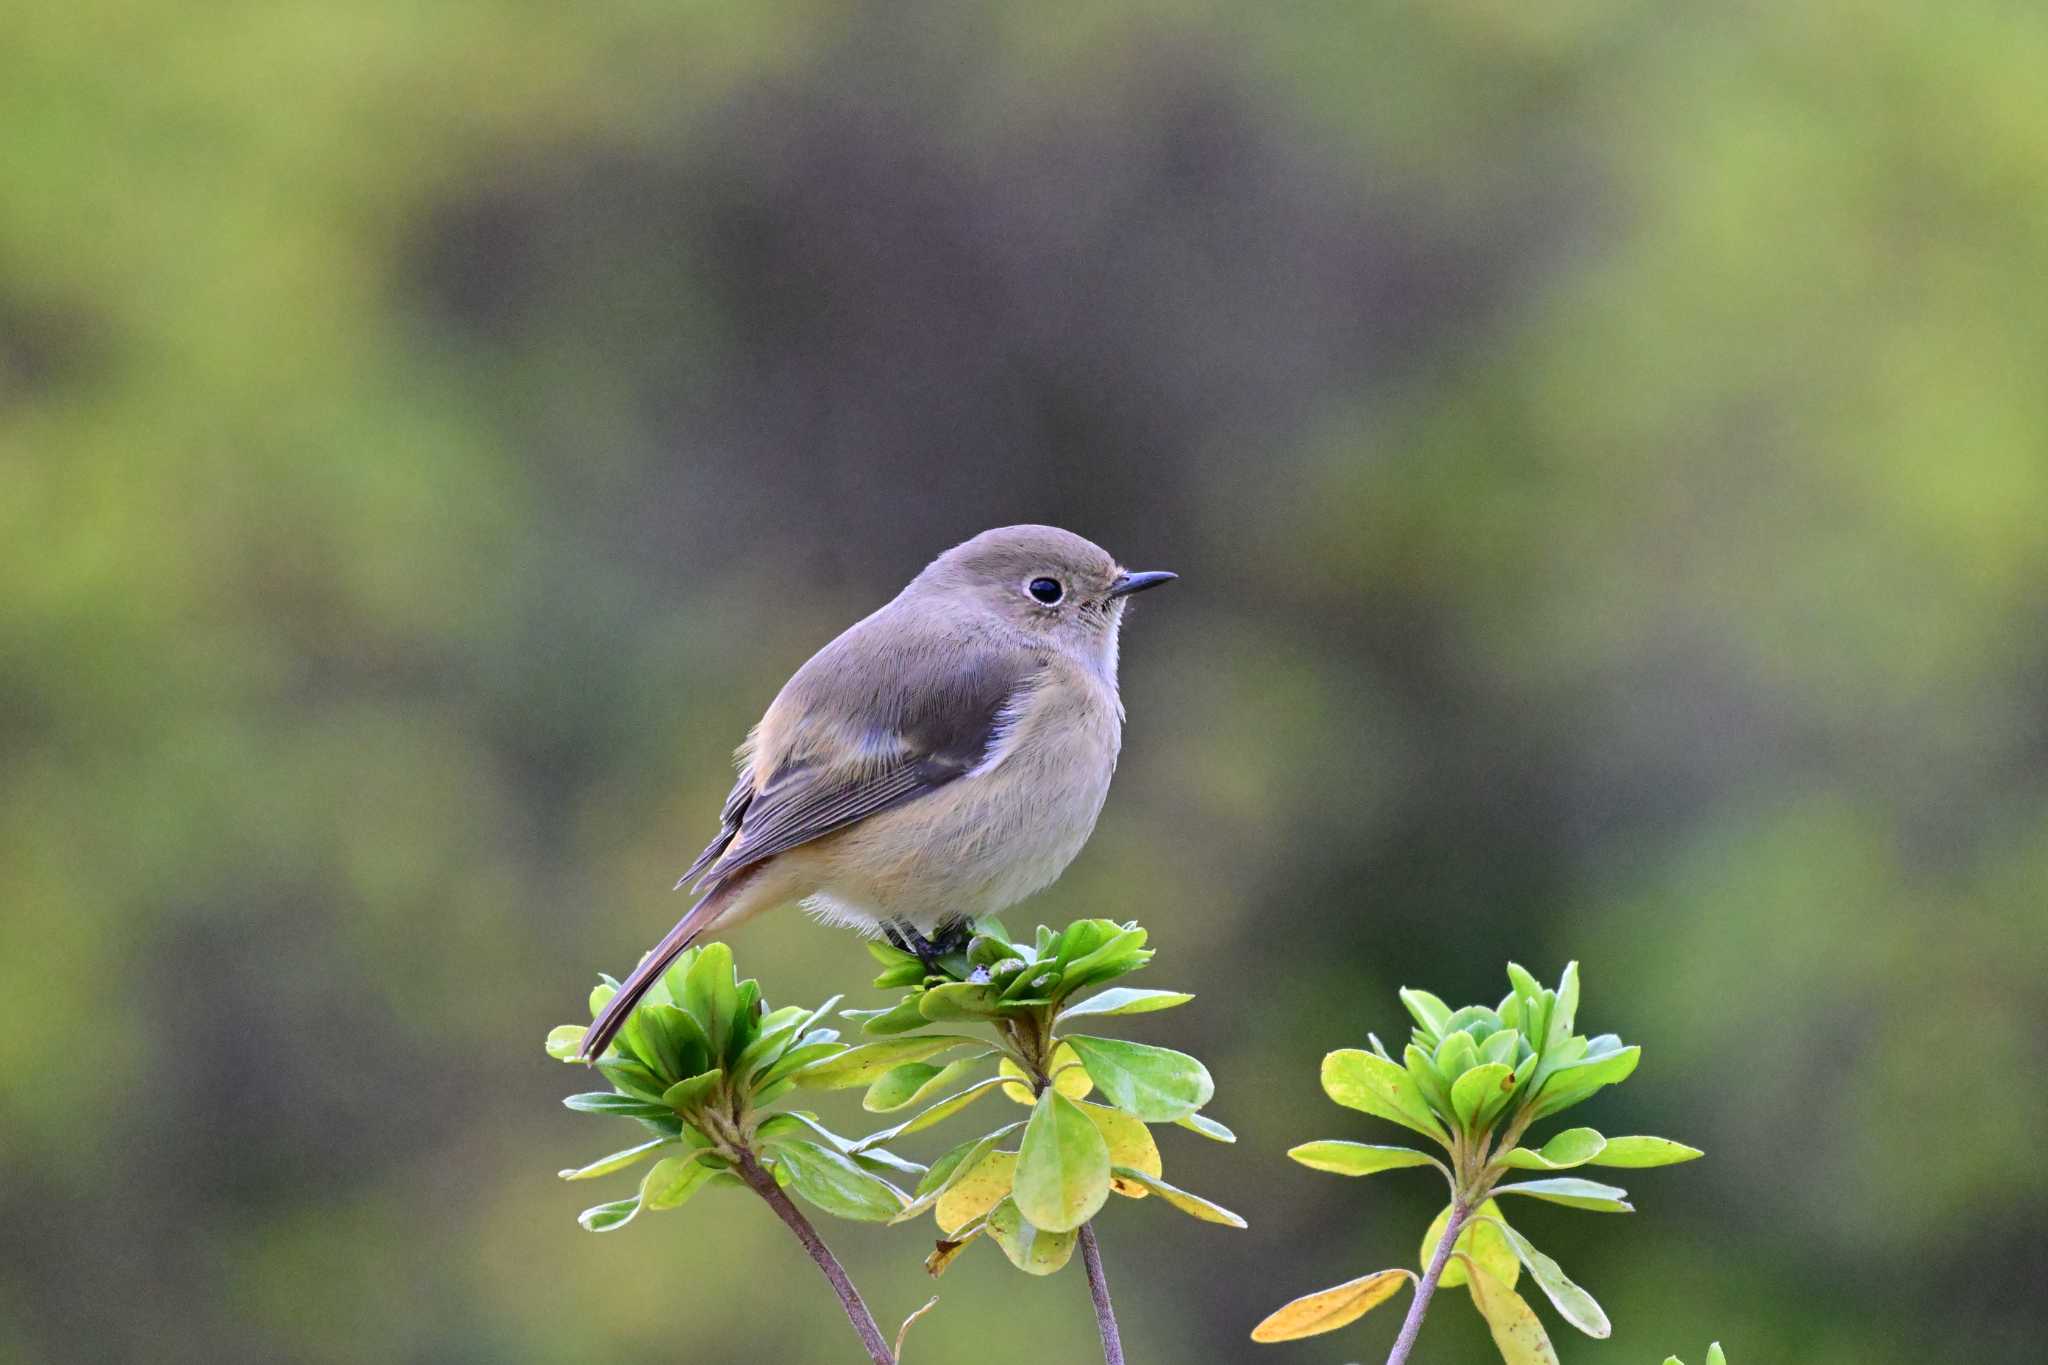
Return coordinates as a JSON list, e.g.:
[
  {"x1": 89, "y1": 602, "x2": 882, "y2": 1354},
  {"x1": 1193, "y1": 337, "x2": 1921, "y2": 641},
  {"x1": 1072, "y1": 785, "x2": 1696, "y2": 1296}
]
[{"x1": 580, "y1": 525, "x2": 1173, "y2": 1060}]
